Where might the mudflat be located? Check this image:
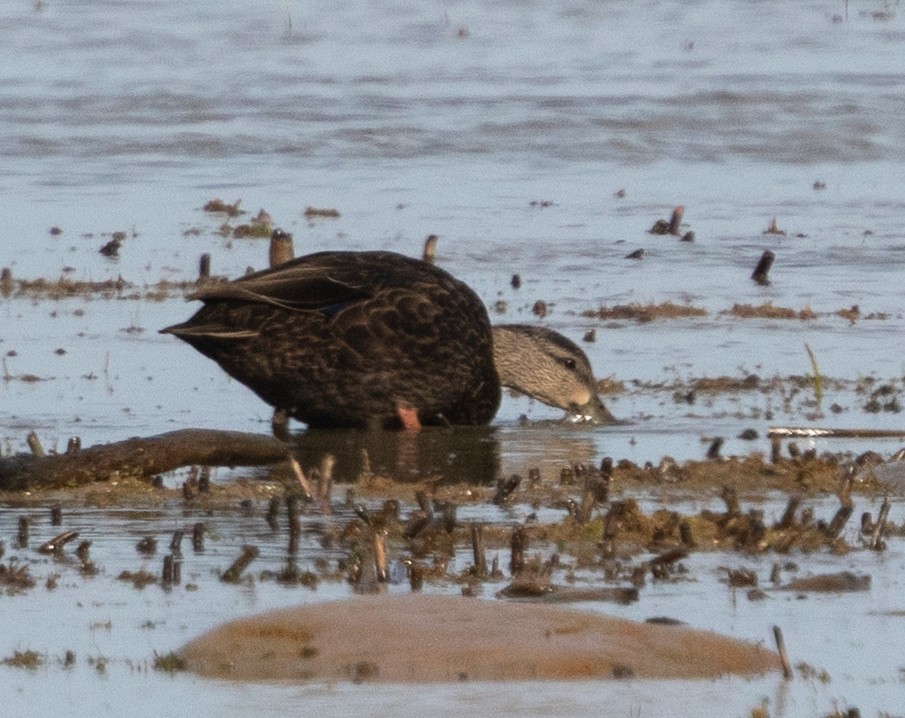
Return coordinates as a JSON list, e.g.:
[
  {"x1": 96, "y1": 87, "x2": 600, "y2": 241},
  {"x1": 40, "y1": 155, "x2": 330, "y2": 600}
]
[{"x1": 180, "y1": 593, "x2": 780, "y2": 684}]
